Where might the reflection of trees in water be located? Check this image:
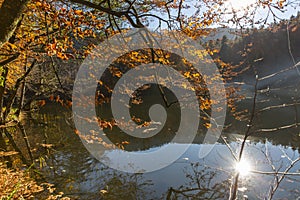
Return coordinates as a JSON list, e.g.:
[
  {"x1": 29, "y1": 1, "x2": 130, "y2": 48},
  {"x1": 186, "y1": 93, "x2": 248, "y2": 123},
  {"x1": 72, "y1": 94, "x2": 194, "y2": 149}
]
[
  {"x1": 19, "y1": 105, "x2": 300, "y2": 199},
  {"x1": 99, "y1": 169, "x2": 154, "y2": 200},
  {"x1": 40, "y1": 142, "x2": 154, "y2": 199},
  {"x1": 22, "y1": 114, "x2": 154, "y2": 199},
  {"x1": 166, "y1": 162, "x2": 230, "y2": 200}
]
